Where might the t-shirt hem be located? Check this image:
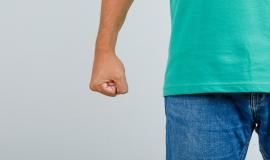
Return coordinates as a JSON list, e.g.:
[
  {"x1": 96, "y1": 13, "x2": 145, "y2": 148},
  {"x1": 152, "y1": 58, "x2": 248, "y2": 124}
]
[{"x1": 163, "y1": 82, "x2": 270, "y2": 96}]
